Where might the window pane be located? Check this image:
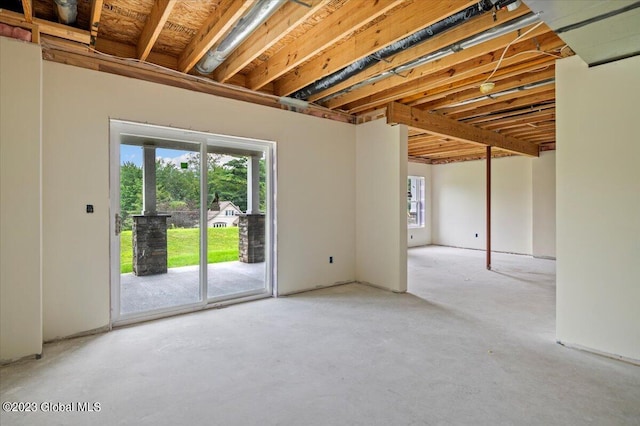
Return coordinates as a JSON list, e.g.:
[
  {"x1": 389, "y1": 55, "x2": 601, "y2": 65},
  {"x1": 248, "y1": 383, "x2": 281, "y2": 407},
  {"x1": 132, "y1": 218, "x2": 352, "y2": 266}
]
[{"x1": 407, "y1": 176, "x2": 425, "y2": 228}]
